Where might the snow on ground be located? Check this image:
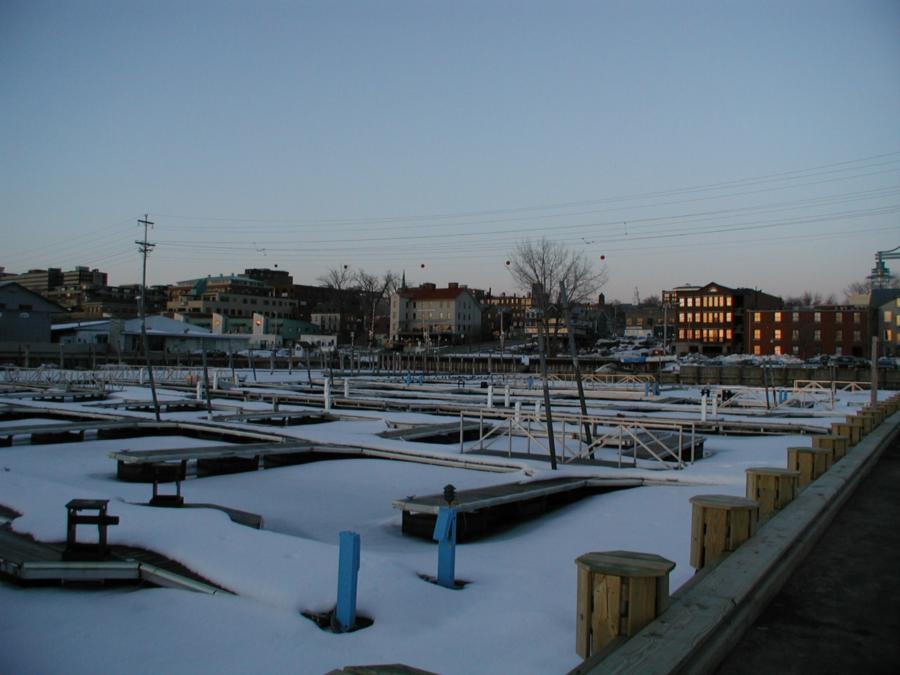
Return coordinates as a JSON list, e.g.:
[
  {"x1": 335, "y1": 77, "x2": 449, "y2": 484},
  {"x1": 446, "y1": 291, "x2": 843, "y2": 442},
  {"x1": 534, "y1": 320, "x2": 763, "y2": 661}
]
[{"x1": 0, "y1": 379, "x2": 887, "y2": 675}]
